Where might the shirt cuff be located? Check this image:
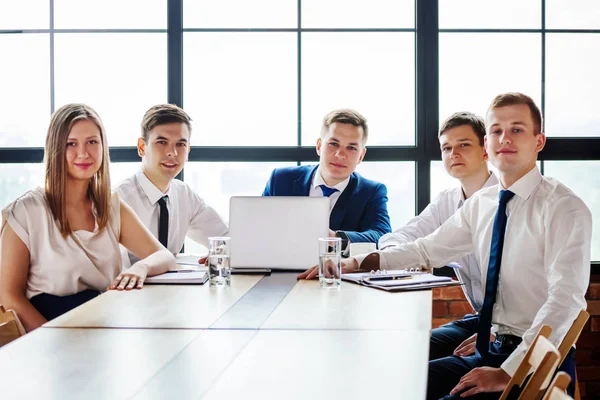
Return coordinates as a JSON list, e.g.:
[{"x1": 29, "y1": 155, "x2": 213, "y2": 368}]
[
  {"x1": 353, "y1": 251, "x2": 386, "y2": 270},
  {"x1": 500, "y1": 344, "x2": 527, "y2": 377}
]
